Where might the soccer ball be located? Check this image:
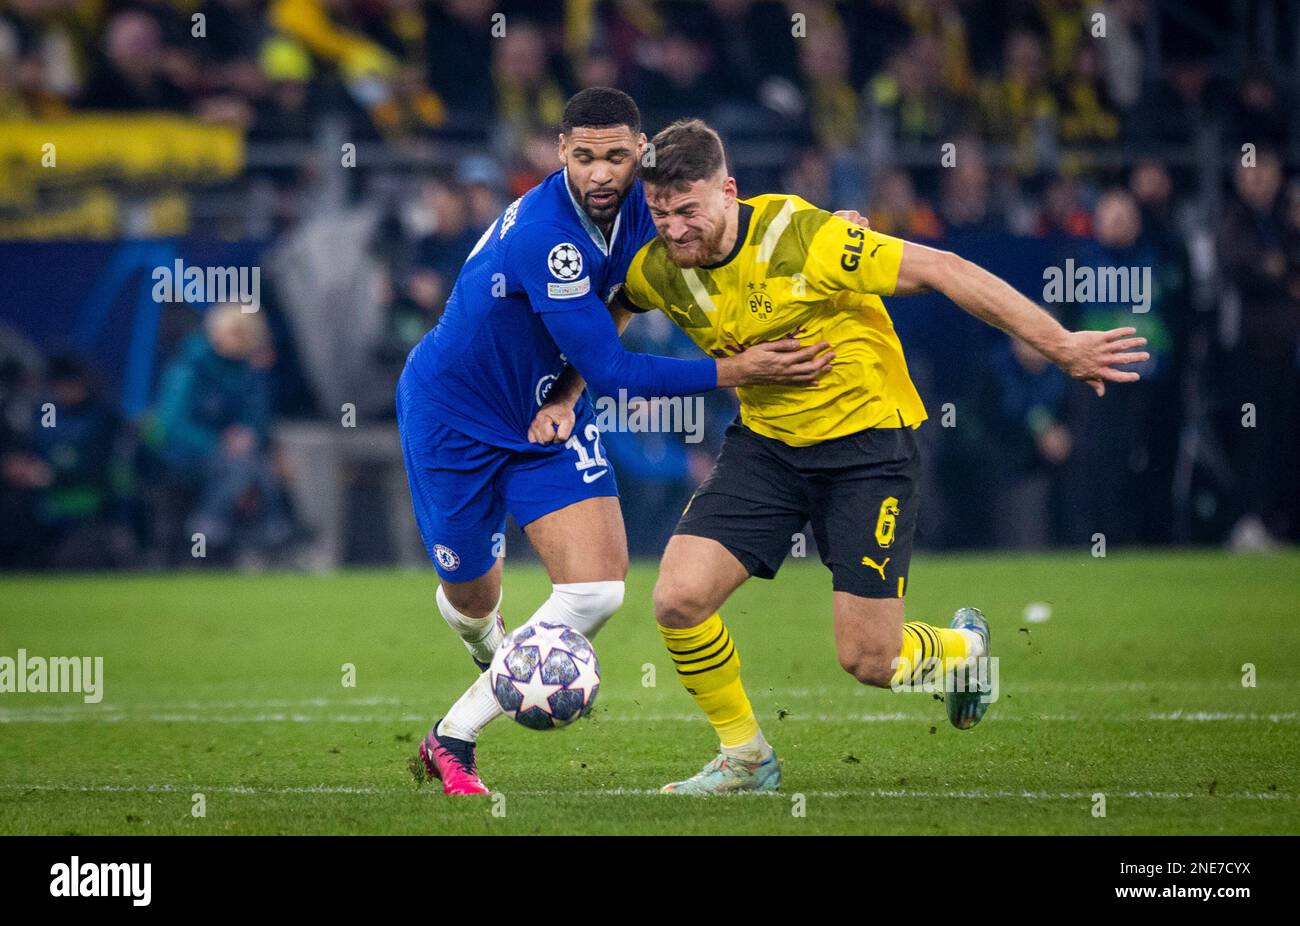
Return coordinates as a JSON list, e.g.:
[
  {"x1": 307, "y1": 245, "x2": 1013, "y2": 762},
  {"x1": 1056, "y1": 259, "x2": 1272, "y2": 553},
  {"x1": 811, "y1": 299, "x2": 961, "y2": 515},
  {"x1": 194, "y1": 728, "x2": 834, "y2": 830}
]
[{"x1": 489, "y1": 622, "x2": 600, "y2": 730}]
